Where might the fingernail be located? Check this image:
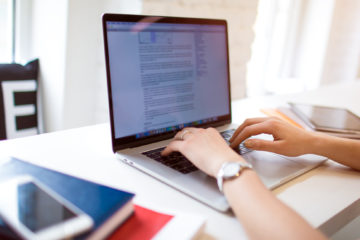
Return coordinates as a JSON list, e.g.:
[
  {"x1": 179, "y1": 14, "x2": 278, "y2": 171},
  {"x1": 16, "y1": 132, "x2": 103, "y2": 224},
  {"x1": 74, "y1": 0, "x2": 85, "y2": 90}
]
[{"x1": 244, "y1": 140, "x2": 253, "y2": 148}]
